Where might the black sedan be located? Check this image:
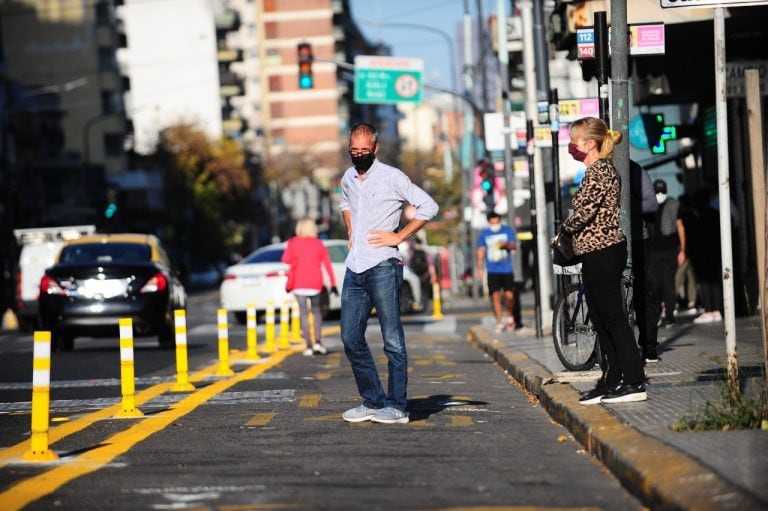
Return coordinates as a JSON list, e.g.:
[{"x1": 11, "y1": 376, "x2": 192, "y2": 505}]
[{"x1": 38, "y1": 233, "x2": 187, "y2": 351}]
